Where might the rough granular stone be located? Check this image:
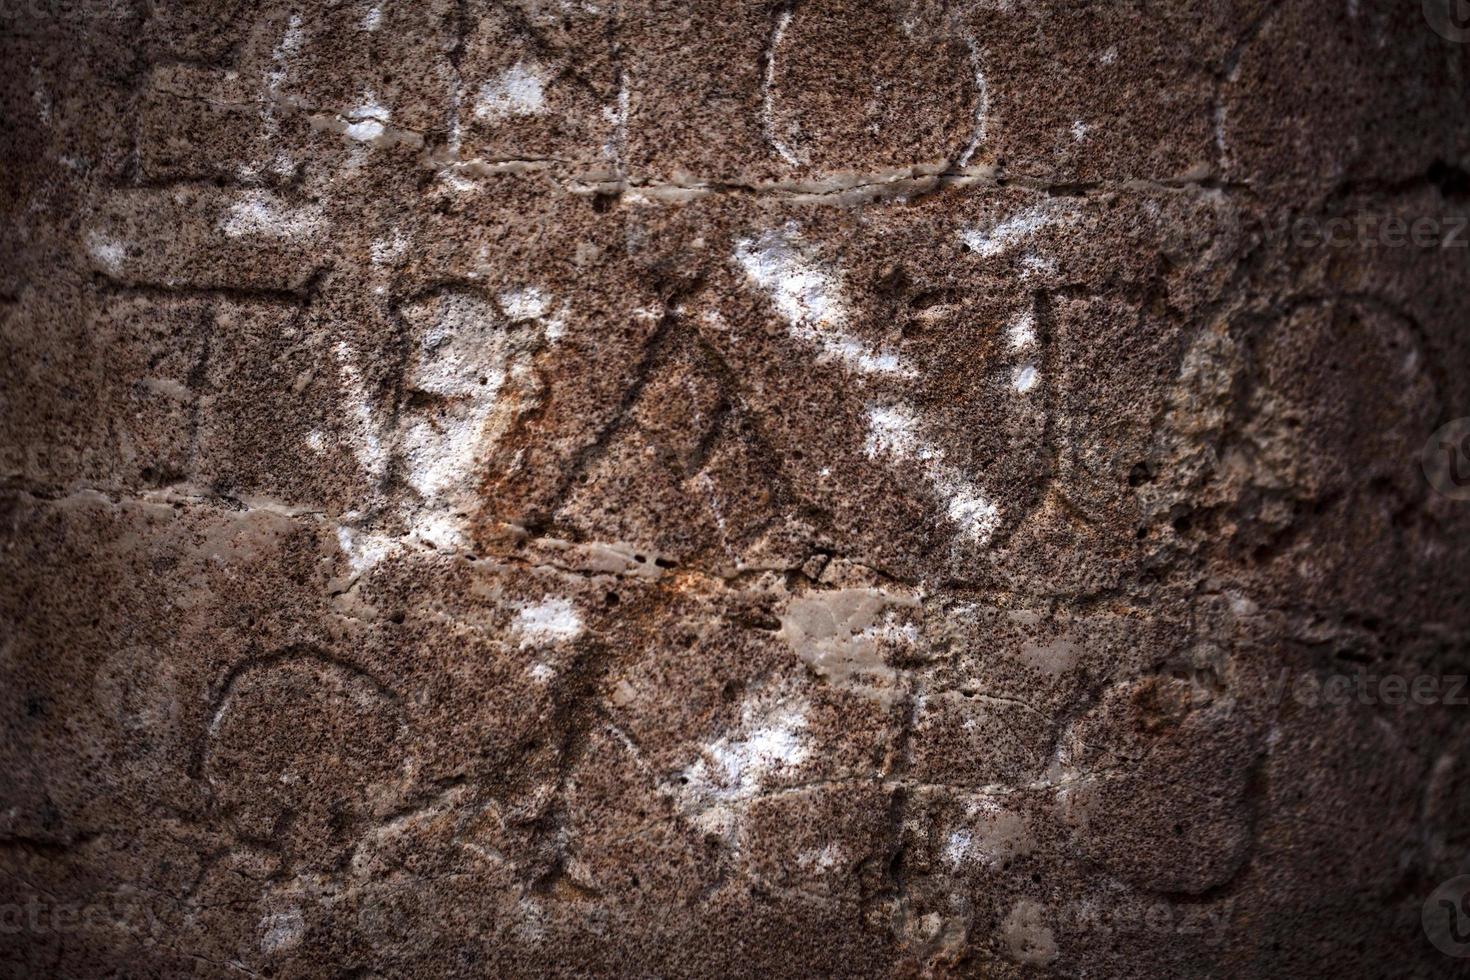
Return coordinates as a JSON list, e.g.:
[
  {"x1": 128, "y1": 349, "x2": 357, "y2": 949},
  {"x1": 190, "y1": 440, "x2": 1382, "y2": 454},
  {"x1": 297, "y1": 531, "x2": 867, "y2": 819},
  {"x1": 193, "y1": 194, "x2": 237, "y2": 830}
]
[{"x1": 2, "y1": 1, "x2": 1469, "y2": 976}]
